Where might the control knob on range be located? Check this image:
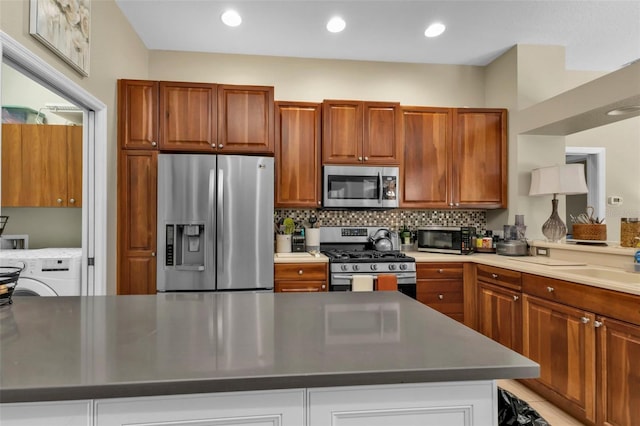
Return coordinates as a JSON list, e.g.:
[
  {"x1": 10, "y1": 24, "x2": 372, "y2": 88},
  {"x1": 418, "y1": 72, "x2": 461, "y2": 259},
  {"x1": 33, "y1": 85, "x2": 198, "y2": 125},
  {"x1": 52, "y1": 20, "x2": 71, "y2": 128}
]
[
  {"x1": 399, "y1": 263, "x2": 407, "y2": 270},
  {"x1": 353, "y1": 265, "x2": 360, "y2": 271},
  {"x1": 388, "y1": 264, "x2": 397, "y2": 271},
  {"x1": 341, "y1": 264, "x2": 348, "y2": 272},
  {"x1": 370, "y1": 264, "x2": 378, "y2": 271}
]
